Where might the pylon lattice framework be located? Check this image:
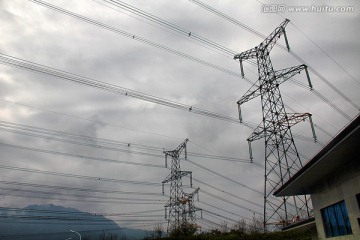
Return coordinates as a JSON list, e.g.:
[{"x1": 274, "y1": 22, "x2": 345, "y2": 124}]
[
  {"x1": 234, "y1": 19, "x2": 317, "y2": 229},
  {"x1": 162, "y1": 139, "x2": 201, "y2": 233}
]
